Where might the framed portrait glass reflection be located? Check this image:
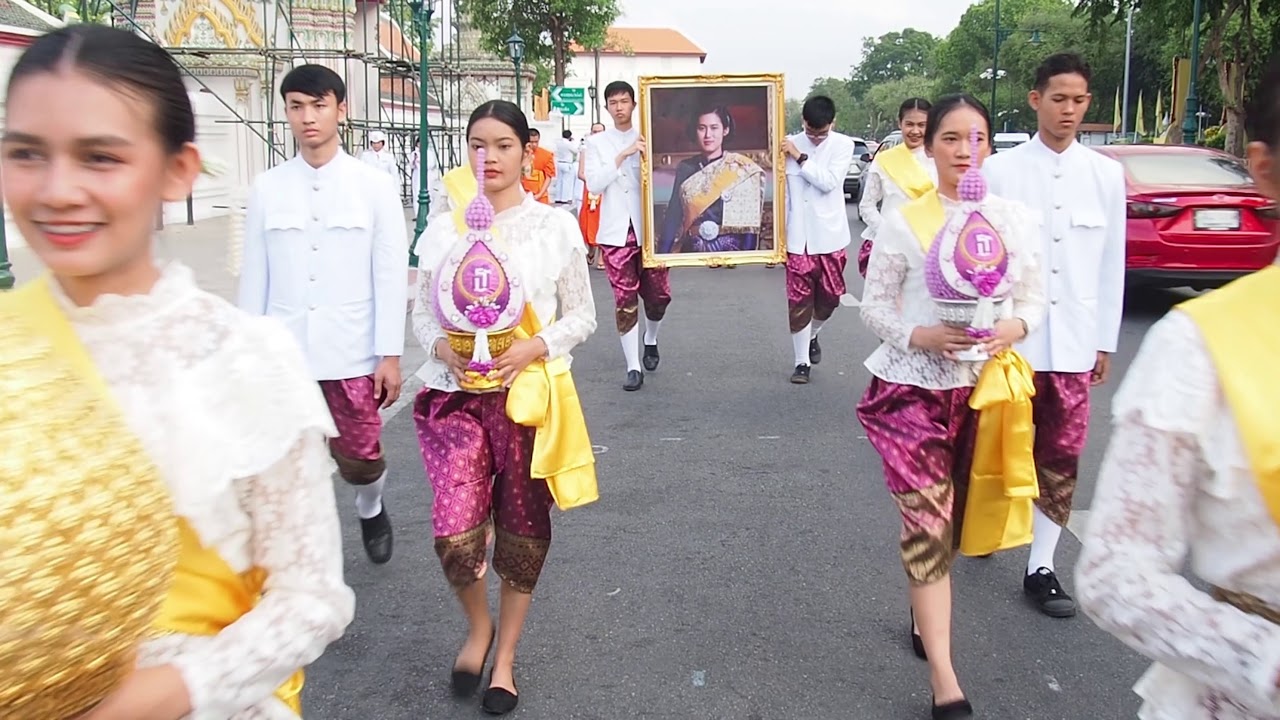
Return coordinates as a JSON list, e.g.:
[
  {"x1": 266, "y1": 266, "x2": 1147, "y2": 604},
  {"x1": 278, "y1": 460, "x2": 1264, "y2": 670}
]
[{"x1": 638, "y1": 74, "x2": 787, "y2": 268}]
